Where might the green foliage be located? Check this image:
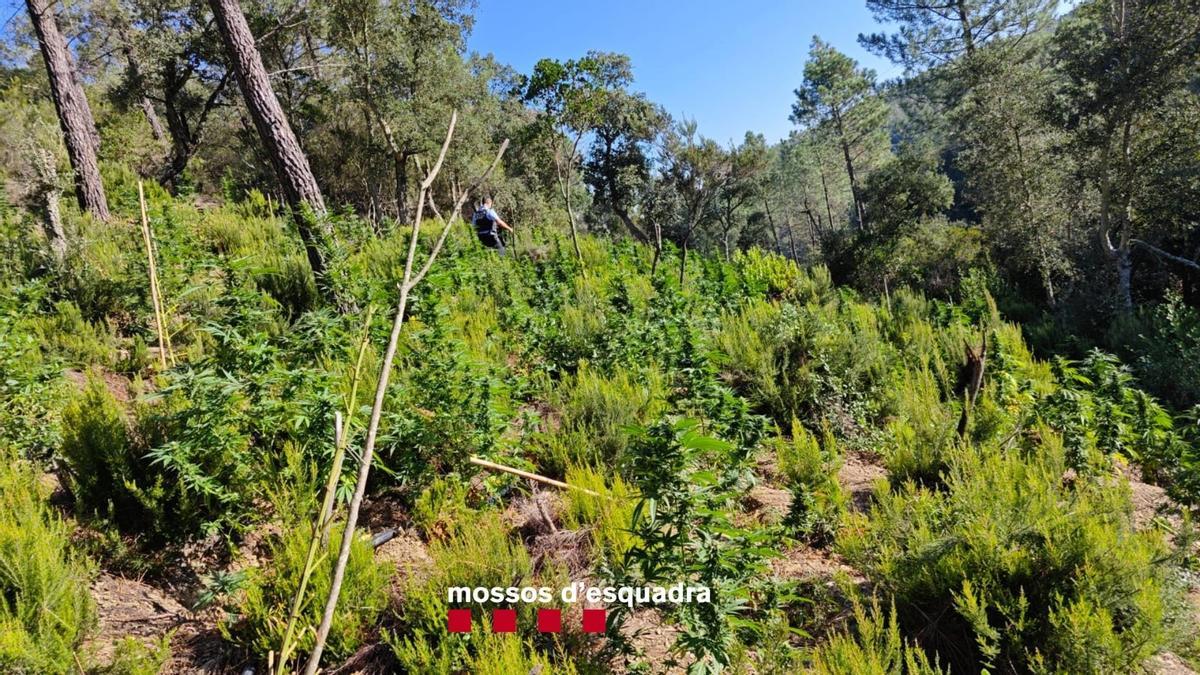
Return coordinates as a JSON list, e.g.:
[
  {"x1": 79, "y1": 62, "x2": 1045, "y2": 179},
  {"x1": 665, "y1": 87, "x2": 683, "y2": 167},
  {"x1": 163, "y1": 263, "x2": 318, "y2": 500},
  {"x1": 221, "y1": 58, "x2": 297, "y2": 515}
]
[
  {"x1": 562, "y1": 464, "x2": 639, "y2": 566},
  {"x1": 221, "y1": 524, "x2": 388, "y2": 667},
  {"x1": 777, "y1": 420, "x2": 845, "y2": 544},
  {"x1": 389, "y1": 510, "x2": 538, "y2": 672},
  {"x1": 808, "y1": 597, "x2": 944, "y2": 675},
  {"x1": 839, "y1": 436, "x2": 1187, "y2": 672},
  {"x1": 616, "y1": 419, "x2": 778, "y2": 674},
  {"x1": 0, "y1": 295, "x2": 68, "y2": 459},
  {"x1": 60, "y1": 375, "x2": 170, "y2": 534},
  {"x1": 26, "y1": 301, "x2": 116, "y2": 368},
  {"x1": 880, "y1": 367, "x2": 958, "y2": 486},
  {"x1": 412, "y1": 475, "x2": 474, "y2": 541},
  {"x1": 551, "y1": 362, "x2": 665, "y2": 472},
  {"x1": 91, "y1": 635, "x2": 172, "y2": 675},
  {"x1": 0, "y1": 452, "x2": 96, "y2": 674}
]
